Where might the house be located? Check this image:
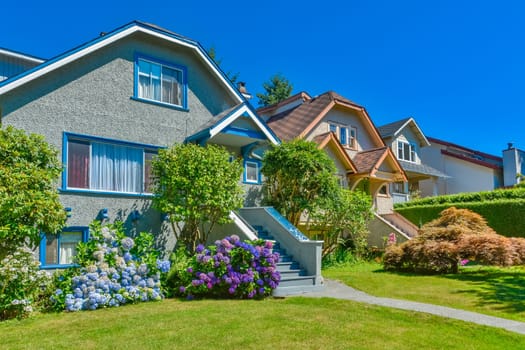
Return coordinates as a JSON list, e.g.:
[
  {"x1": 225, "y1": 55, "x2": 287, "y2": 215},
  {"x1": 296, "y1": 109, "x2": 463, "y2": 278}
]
[
  {"x1": 0, "y1": 21, "x2": 278, "y2": 266},
  {"x1": 419, "y1": 137, "x2": 503, "y2": 196},
  {"x1": 258, "y1": 91, "x2": 417, "y2": 245},
  {"x1": 378, "y1": 117, "x2": 449, "y2": 203},
  {"x1": 0, "y1": 21, "x2": 323, "y2": 295},
  {"x1": 0, "y1": 47, "x2": 44, "y2": 82}
]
